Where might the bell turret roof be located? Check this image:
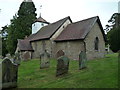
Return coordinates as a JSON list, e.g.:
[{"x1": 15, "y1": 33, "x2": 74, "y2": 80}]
[{"x1": 34, "y1": 16, "x2": 49, "y2": 24}]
